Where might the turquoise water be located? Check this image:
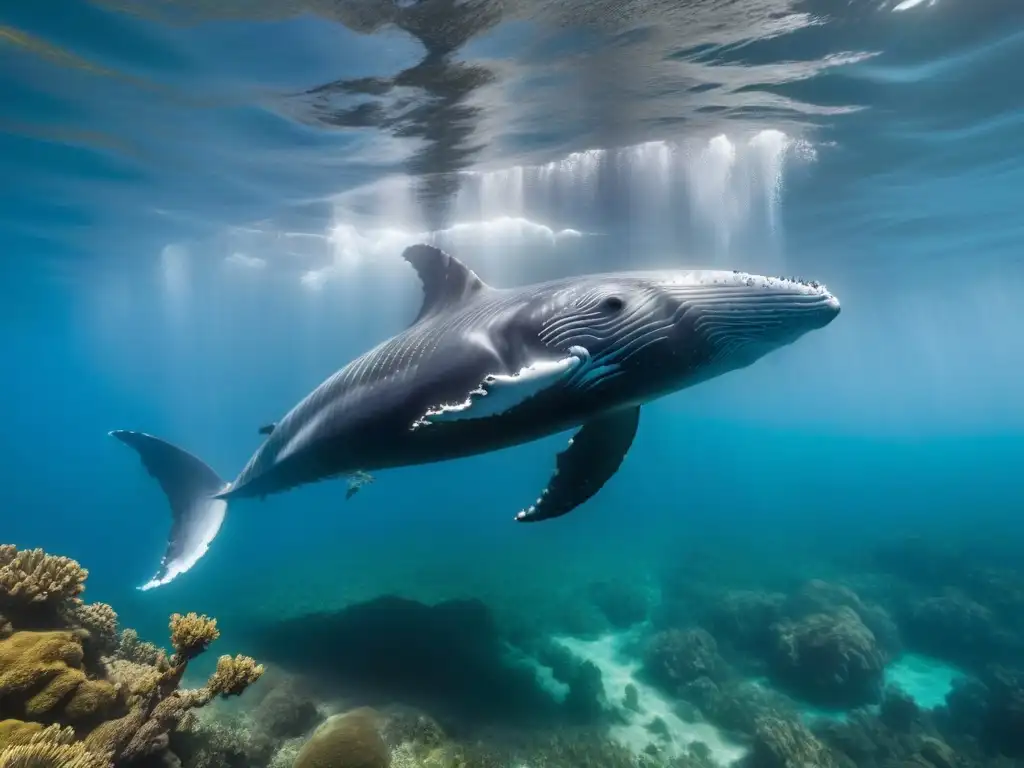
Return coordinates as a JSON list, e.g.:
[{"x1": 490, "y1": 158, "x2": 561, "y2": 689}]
[{"x1": 3, "y1": 2, "x2": 1024, "y2": 767}]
